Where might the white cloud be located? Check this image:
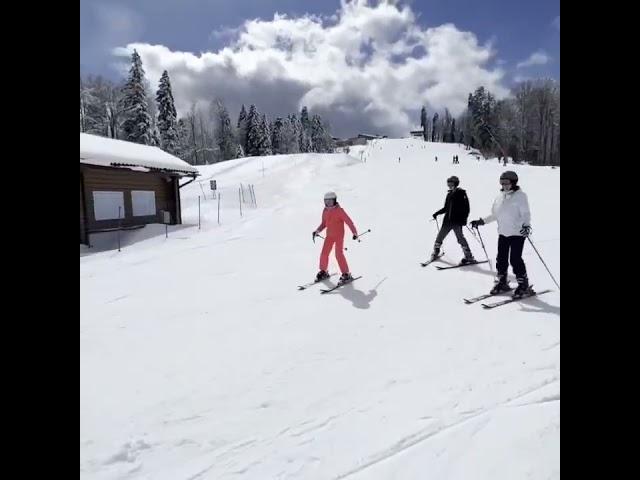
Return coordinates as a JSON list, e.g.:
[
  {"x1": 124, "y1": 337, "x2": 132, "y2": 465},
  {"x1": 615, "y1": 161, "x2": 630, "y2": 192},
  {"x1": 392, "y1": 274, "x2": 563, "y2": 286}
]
[
  {"x1": 114, "y1": 0, "x2": 509, "y2": 137},
  {"x1": 513, "y1": 75, "x2": 532, "y2": 83},
  {"x1": 517, "y1": 50, "x2": 551, "y2": 69}
]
